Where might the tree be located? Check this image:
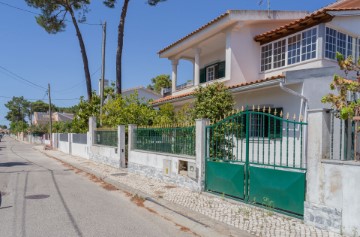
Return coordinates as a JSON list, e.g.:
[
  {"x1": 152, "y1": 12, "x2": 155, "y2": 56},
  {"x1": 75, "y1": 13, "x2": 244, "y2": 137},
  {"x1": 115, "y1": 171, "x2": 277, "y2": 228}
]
[
  {"x1": 0, "y1": 125, "x2": 8, "y2": 129},
  {"x1": 31, "y1": 100, "x2": 50, "y2": 113},
  {"x1": 322, "y1": 52, "x2": 360, "y2": 160},
  {"x1": 147, "y1": 74, "x2": 171, "y2": 93},
  {"x1": 71, "y1": 94, "x2": 100, "y2": 133},
  {"x1": 10, "y1": 121, "x2": 28, "y2": 134},
  {"x1": 101, "y1": 91, "x2": 155, "y2": 127},
  {"x1": 103, "y1": 0, "x2": 166, "y2": 94},
  {"x1": 25, "y1": 0, "x2": 93, "y2": 100},
  {"x1": 192, "y1": 82, "x2": 234, "y2": 121},
  {"x1": 5, "y1": 96, "x2": 31, "y2": 123}
]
